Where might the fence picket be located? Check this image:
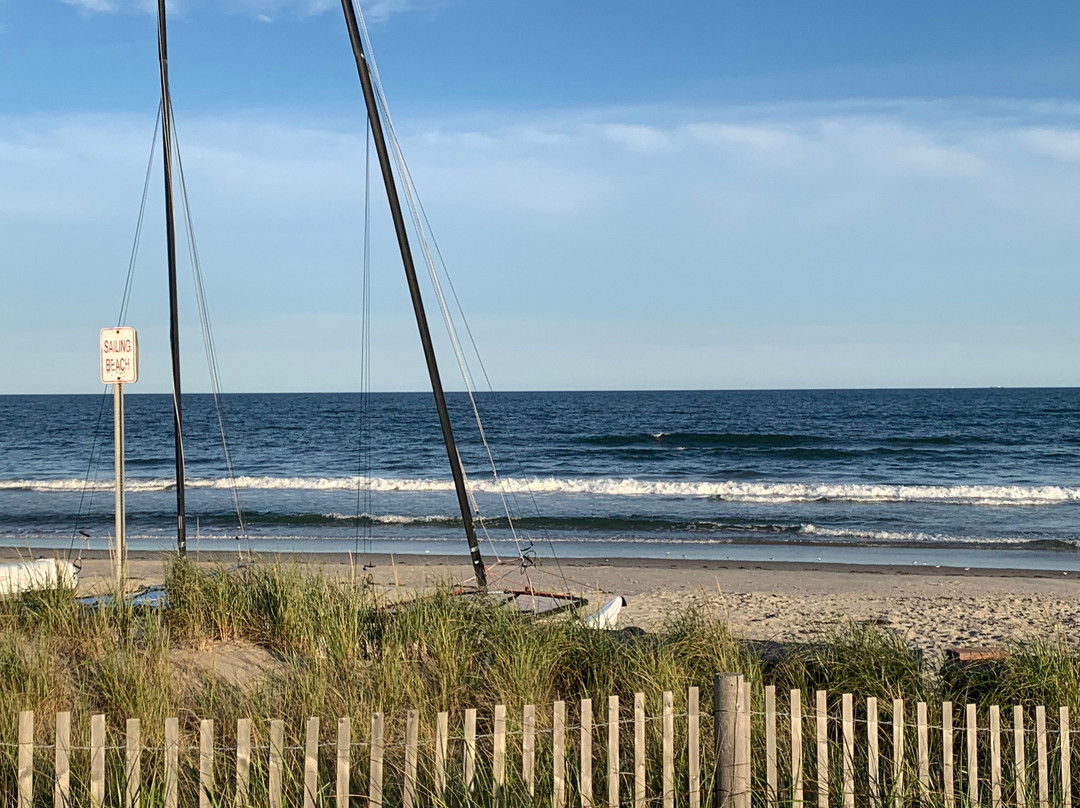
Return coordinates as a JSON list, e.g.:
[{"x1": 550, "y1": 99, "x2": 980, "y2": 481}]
[
  {"x1": 336, "y1": 717, "x2": 351, "y2": 808},
  {"x1": 990, "y1": 706, "x2": 1001, "y2": 808},
  {"x1": 555, "y1": 699, "x2": 568, "y2": 808},
  {"x1": 494, "y1": 705, "x2": 506, "y2": 808},
  {"x1": 967, "y1": 704, "x2": 978, "y2": 807},
  {"x1": 916, "y1": 702, "x2": 929, "y2": 805},
  {"x1": 201, "y1": 719, "x2": 215, "y2": 808},
  {"x1": 1037, "y1": 706, "x2": 1048, "y2": 808},
  {"x1": 370, "y1": 712, "x2": 385, "y2": 808},
  {"x1": 404, "y1": 711, "x2": 418, "y2": 808},
  {"x1": 662, "y1": 692, "x2": 674, "y2": 808},
  {"x1": 465, "y1": 708, "x2": 477, "y2": 793},
  {"x1": 269, "y1": 719, "x2": 284, "y2": 808},
  {"x1": 582, "y1": 698, "x2": 593, "y2": 808},
  {"x1": 791, "y1": 690, "x2": 803, "y2": 808},
  {"x1": 766, "y1": 686, "x2": 777, "y2": 808},
  {"x1": 689, "y1": 687, "x2": 700, "y2": 808},
  {"x1": 868, "y1": 697, "x2": 880, "y2": 808},
  {"x1": 165, "y1": 716, "x2": 180, "y2": 808},
  {"x1": 236, "y1": 718, "x2": 251, "y2": 808},
  {"x1": 1062, "y1": 707, "x2": 1071, "y2": 808},
  {"x1": 18, "y1": 710, "x2": 32, "y2": 808},
  {"x1": 740, "y1": 680, "x2": 751, "y2": 808},
  {"x1": 634, "y1": 693, "x2": 645, "y2": 808},
  {"x1": 55, "y1": 712, "x2": 70, "y2": 808},
  {"x1": 842, "y1": 693, "x2": 855, "y2": 808},
  {"x1": 892, "y1": 699, "x2": 904, "y2": 808},
  {"x1": 608, "y1": 696, "x2": 620, "y2": 808},
  {"x1": 943, "y1": 702, "x2": 954, "y2": 808},
  {"x1": 126, "y1": 717, "x2": 141, "y2": 808},
  {"x1": 304, "y1": 716, "x2": 318, "y2": 808},
  {"x1": 91, "y1": 713, "x2": 105, "y2": 808},
  {"x1": 523, "y1": 704, "x2": 536, "y2": 799},
  {"x1": 1014, "y1": 706, "x2": 1027, "y2": 808},
  {"x1": 435, "y1": 711, "x2": 449, "y2": 798},
  {"x1": 816, "y1": 690, "x2": 828, "y2": 808}
]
